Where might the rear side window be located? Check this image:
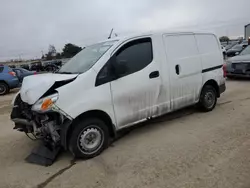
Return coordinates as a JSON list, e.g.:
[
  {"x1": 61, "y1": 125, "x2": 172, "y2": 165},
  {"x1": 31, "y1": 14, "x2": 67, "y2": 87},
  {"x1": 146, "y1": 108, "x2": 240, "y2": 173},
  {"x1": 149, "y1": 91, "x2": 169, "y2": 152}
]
[
  {"x1": 0, "y1": 67, "x2": 4, "y2": 73},
  {"x1": 115, "y1": 38, "x2": 153, "y2": 77}
]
